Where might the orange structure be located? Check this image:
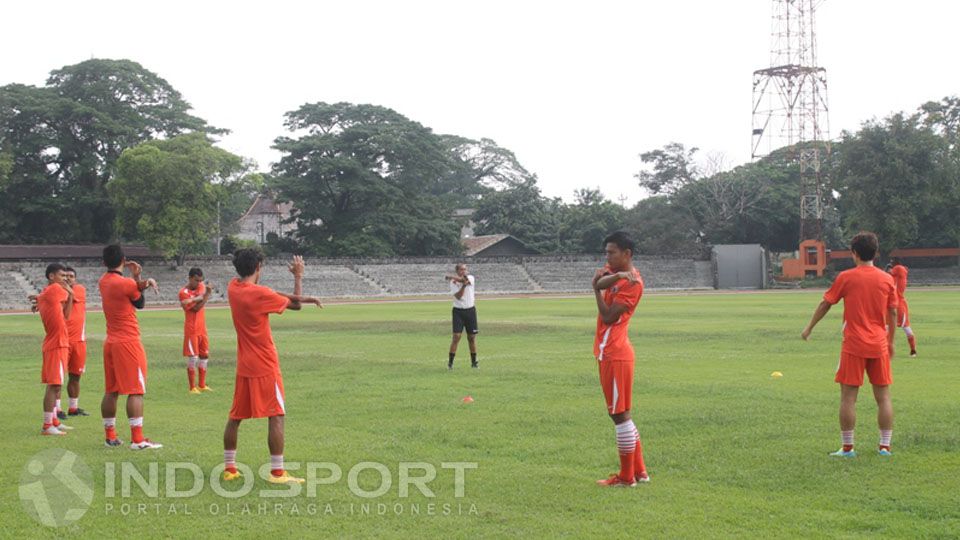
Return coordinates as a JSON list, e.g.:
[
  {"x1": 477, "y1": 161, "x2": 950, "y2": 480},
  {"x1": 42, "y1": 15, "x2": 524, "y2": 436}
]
[{"x1": 781, "y1": 240, "x2": 827, "y2": 279}]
